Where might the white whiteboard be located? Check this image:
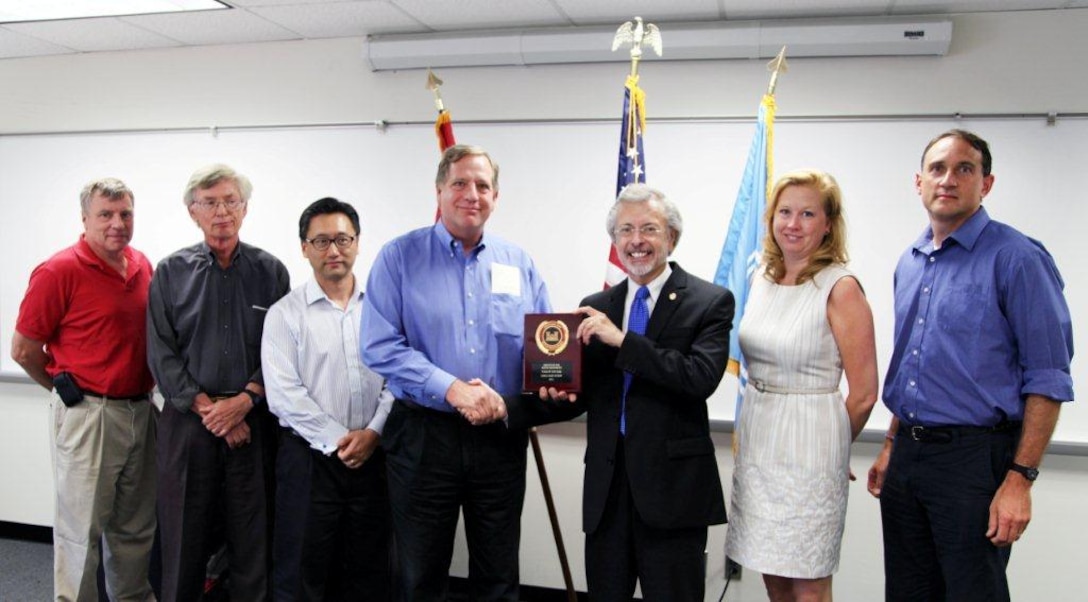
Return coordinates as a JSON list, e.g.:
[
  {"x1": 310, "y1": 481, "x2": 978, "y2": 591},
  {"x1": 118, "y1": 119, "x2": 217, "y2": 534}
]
[{"x1": 1, "y1": 117, "x2": 1083, "y2": 442}]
